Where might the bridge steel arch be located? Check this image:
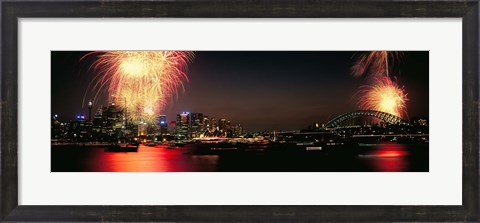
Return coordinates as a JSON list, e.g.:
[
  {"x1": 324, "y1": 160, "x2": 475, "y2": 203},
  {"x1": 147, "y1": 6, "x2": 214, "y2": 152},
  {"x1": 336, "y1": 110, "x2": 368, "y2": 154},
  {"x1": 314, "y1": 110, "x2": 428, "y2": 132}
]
[{"x1": 324, "y1": 110, "x2": 409, "y2": 128}]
